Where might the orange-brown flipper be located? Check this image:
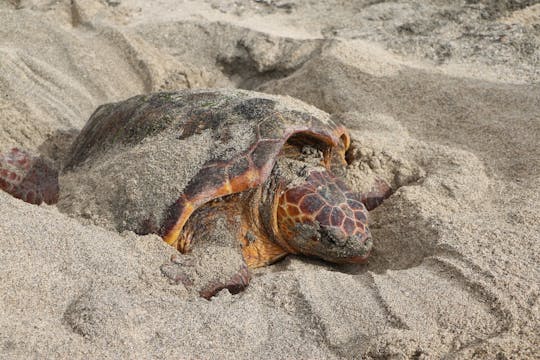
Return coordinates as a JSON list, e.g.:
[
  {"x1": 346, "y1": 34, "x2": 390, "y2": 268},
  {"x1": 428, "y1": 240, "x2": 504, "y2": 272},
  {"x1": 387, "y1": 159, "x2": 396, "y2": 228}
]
[
  {"x1": 359, "y1": 178, "x2": 393, "y2": 211},
  {"x1": 160, "y1": 155, "x2": 273, "y2": 251},
  {"x1": 0, "y1": 148, "x2": 59, "y2": 205},
  {"x1": 160, "y1": 198, "x2": 254, "y2": 300},
  {"x1": 160, "y1": 133, "x2": 286, "y2": 250}
]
